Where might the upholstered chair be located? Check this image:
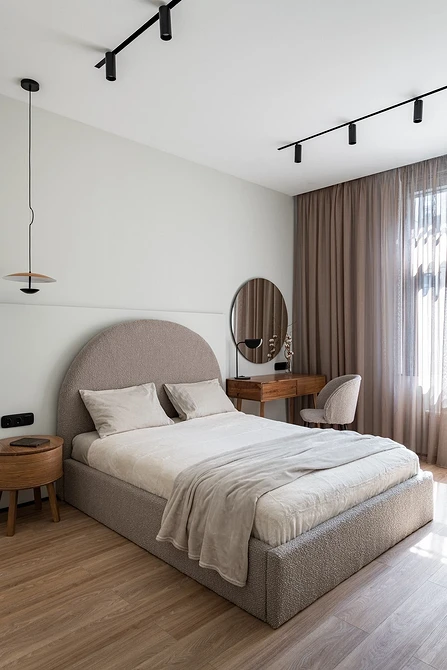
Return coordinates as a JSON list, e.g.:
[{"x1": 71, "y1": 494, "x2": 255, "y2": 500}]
[{"x1": 300, "y1": 375, "x2": 361, "y2": 430}]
